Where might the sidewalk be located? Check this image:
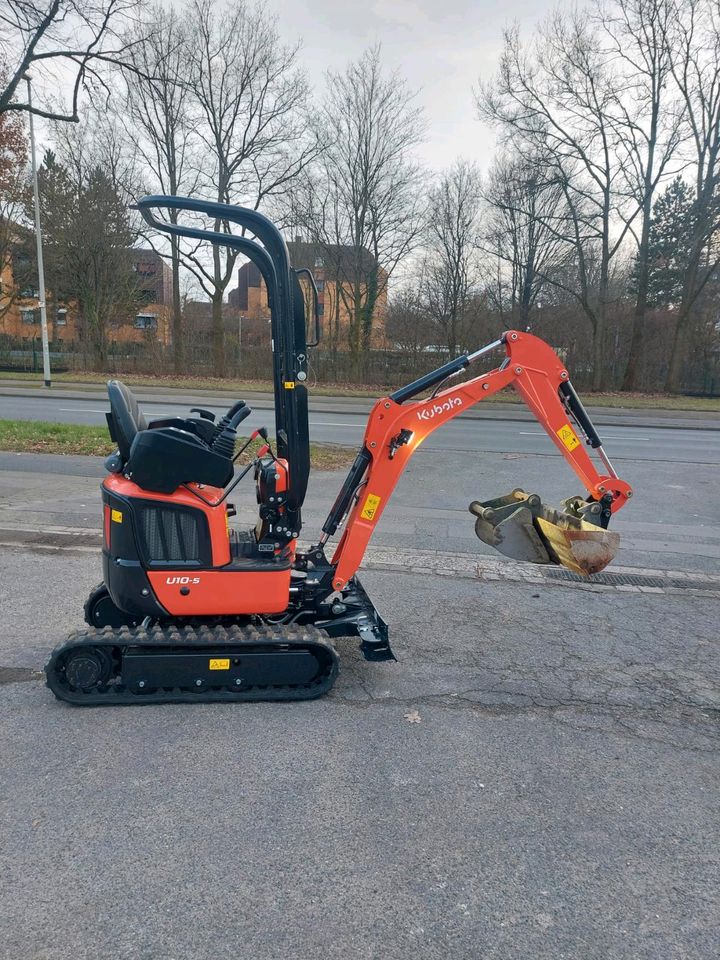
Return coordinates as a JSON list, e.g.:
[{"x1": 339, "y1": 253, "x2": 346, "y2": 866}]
[{"x1": 2, "y1": 378, "x2": 719, "y2": 430}]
